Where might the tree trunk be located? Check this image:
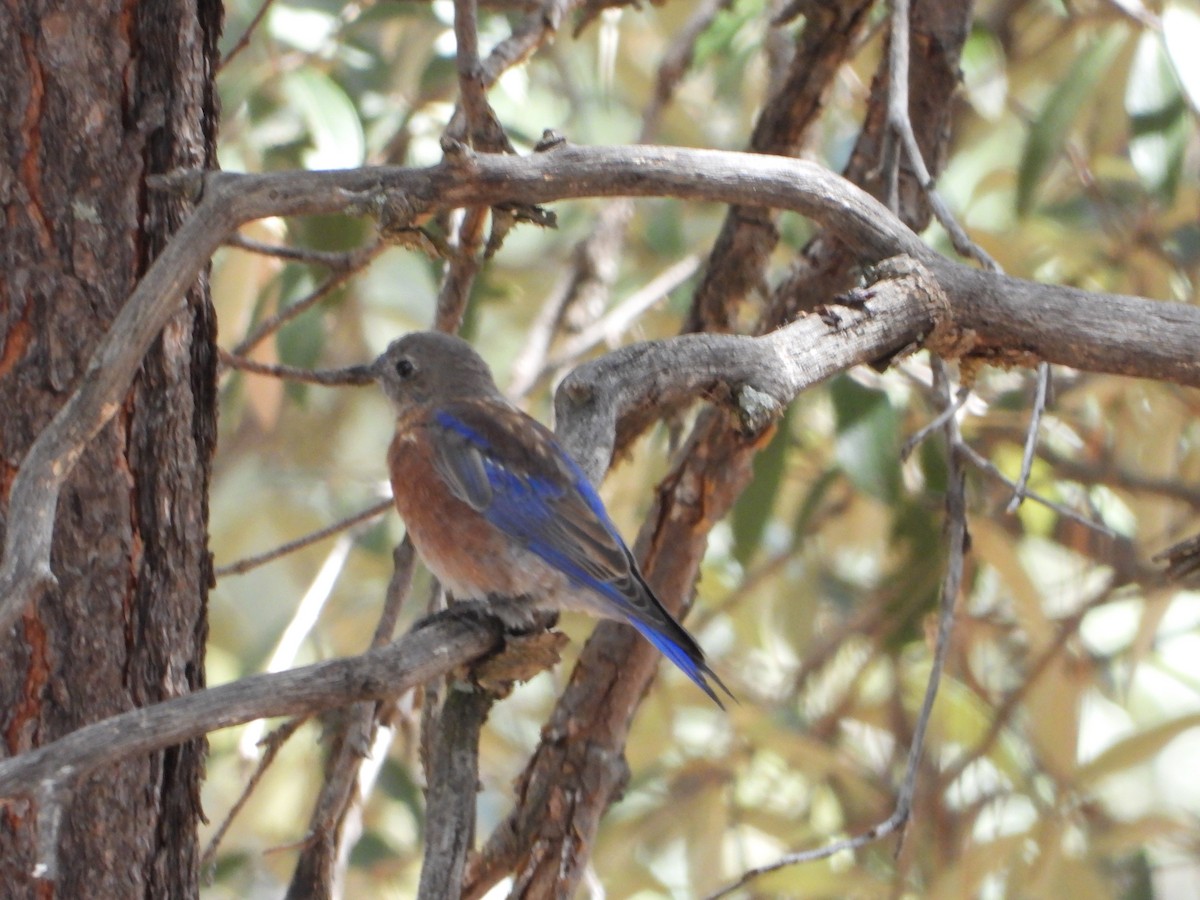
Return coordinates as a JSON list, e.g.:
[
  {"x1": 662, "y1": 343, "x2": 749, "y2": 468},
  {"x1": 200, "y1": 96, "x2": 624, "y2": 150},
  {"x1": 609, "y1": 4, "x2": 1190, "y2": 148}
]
[{"x1": 0, "y1": 1, "x2": 221, "y2": 895}]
